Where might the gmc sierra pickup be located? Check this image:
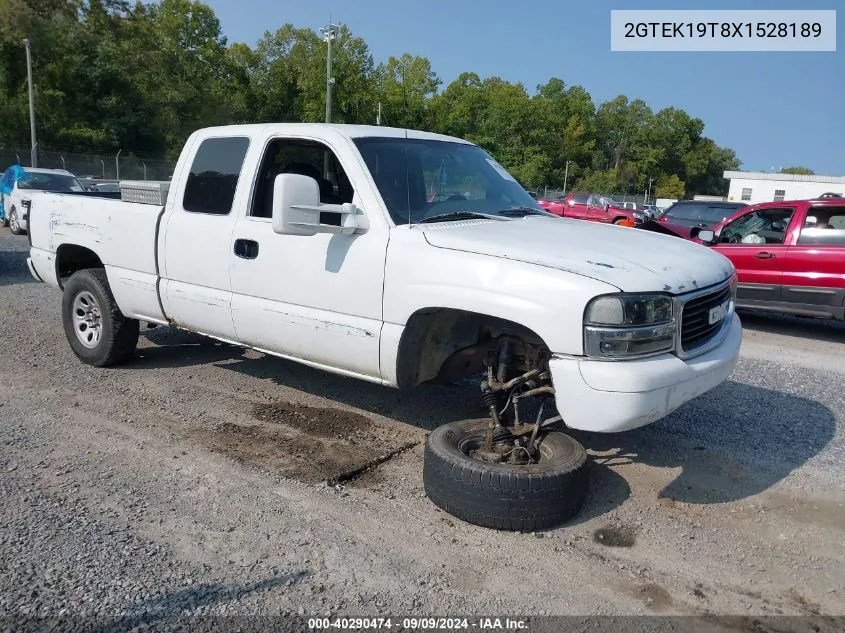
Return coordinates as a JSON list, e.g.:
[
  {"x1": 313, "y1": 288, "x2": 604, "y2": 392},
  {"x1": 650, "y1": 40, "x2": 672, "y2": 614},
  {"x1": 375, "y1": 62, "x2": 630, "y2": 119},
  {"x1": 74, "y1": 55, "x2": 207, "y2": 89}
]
[{"x1": 26, "y1": 123, "x2": 742, "y2": 530}]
